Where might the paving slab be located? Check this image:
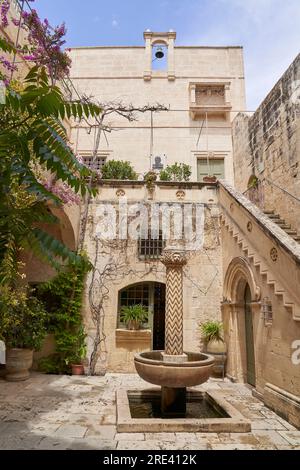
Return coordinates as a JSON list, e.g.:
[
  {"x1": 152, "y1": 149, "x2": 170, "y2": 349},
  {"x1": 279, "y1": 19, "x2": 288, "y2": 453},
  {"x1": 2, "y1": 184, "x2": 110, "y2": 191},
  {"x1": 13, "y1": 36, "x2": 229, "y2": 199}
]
[{"x1": 0, "y1": 373, "x2": 297, "y2": 450}]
